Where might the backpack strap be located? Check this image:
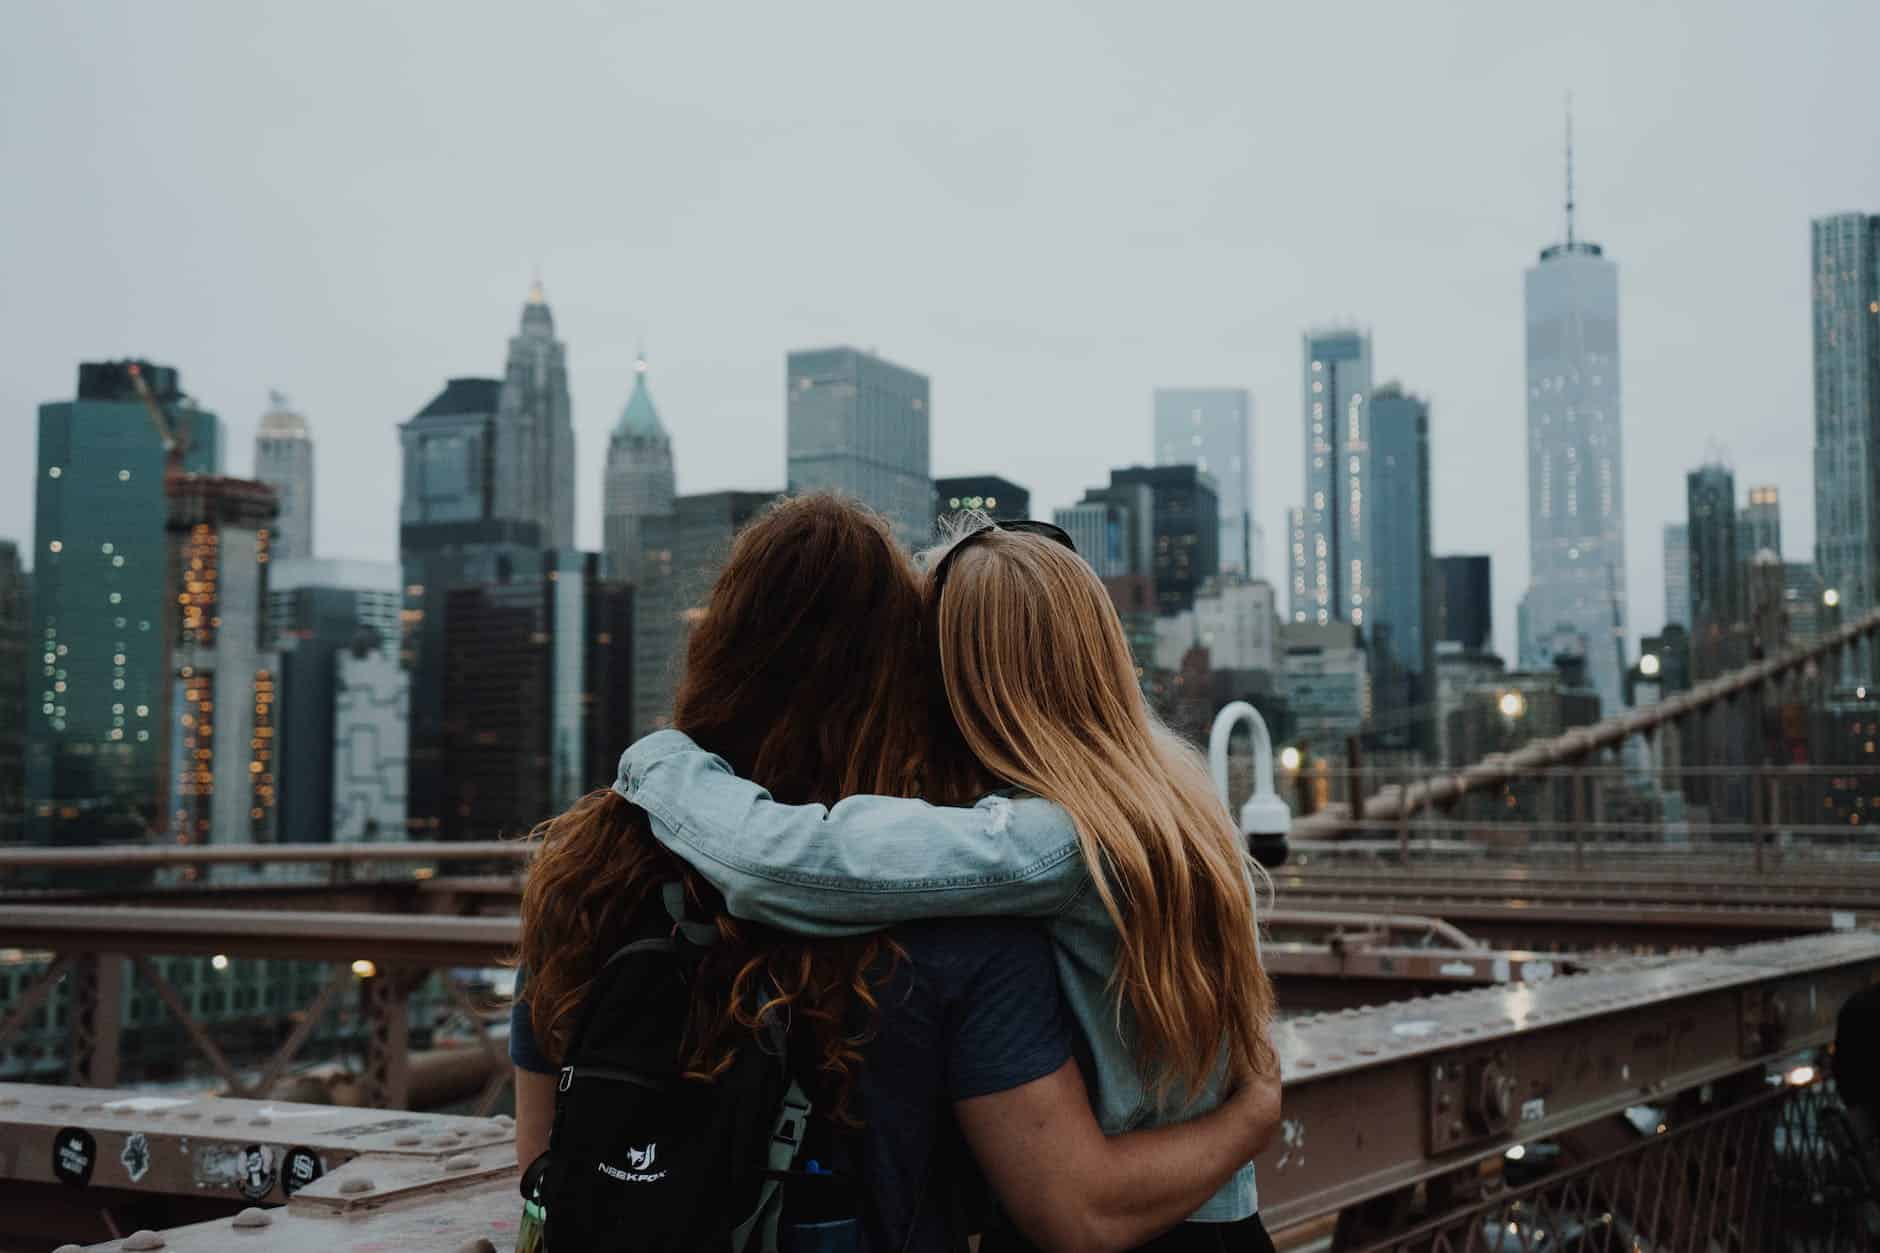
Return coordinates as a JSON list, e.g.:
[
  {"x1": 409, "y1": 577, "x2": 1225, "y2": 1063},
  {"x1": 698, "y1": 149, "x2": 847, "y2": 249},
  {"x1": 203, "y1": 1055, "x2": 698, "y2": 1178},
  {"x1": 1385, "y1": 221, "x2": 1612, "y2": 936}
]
[
  {"x1": 663, "y1": 880, "x2": 722, "y2": 948},
  {"x1": 729, "y1": 1077, "x2": 813, "y2": 1253}
]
